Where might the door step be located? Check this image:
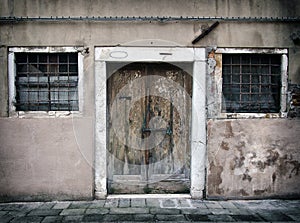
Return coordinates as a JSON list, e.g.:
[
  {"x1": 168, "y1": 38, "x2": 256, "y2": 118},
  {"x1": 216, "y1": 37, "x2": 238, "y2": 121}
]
[{"x1": 107, "y1": 194, "x2": 191, "y2": 199}]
